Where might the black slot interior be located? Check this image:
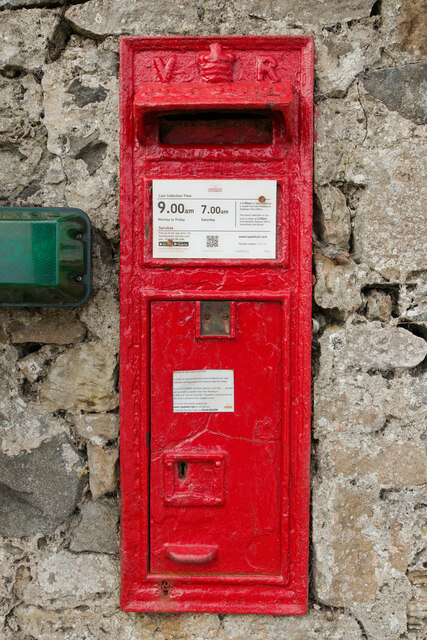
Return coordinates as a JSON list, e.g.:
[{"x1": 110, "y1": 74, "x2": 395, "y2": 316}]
[{"x1": 158, "y1": 110, "x2": 276, "y2": 146}]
